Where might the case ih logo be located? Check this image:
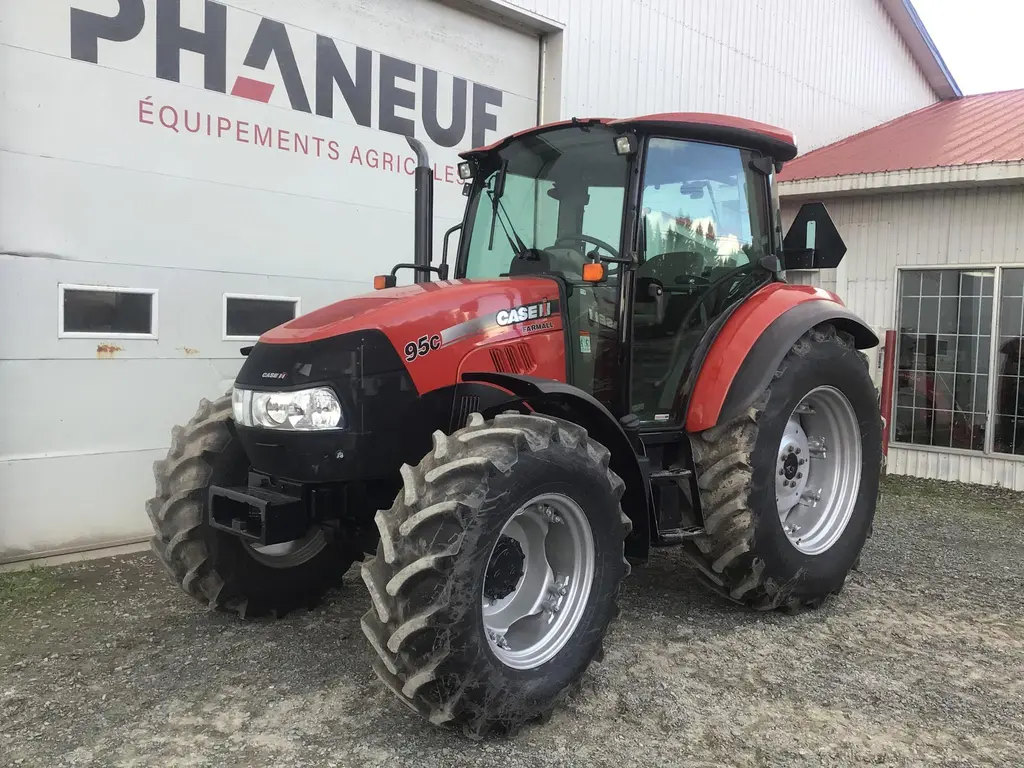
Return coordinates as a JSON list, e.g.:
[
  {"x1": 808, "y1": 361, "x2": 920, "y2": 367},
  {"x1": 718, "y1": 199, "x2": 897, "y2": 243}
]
[
  {"x1": 69, "y1": 0, "x2": 505, "y2": 148},
  {"x1": 496, "y1": 301, "x2": 557, "y2": 327}
]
